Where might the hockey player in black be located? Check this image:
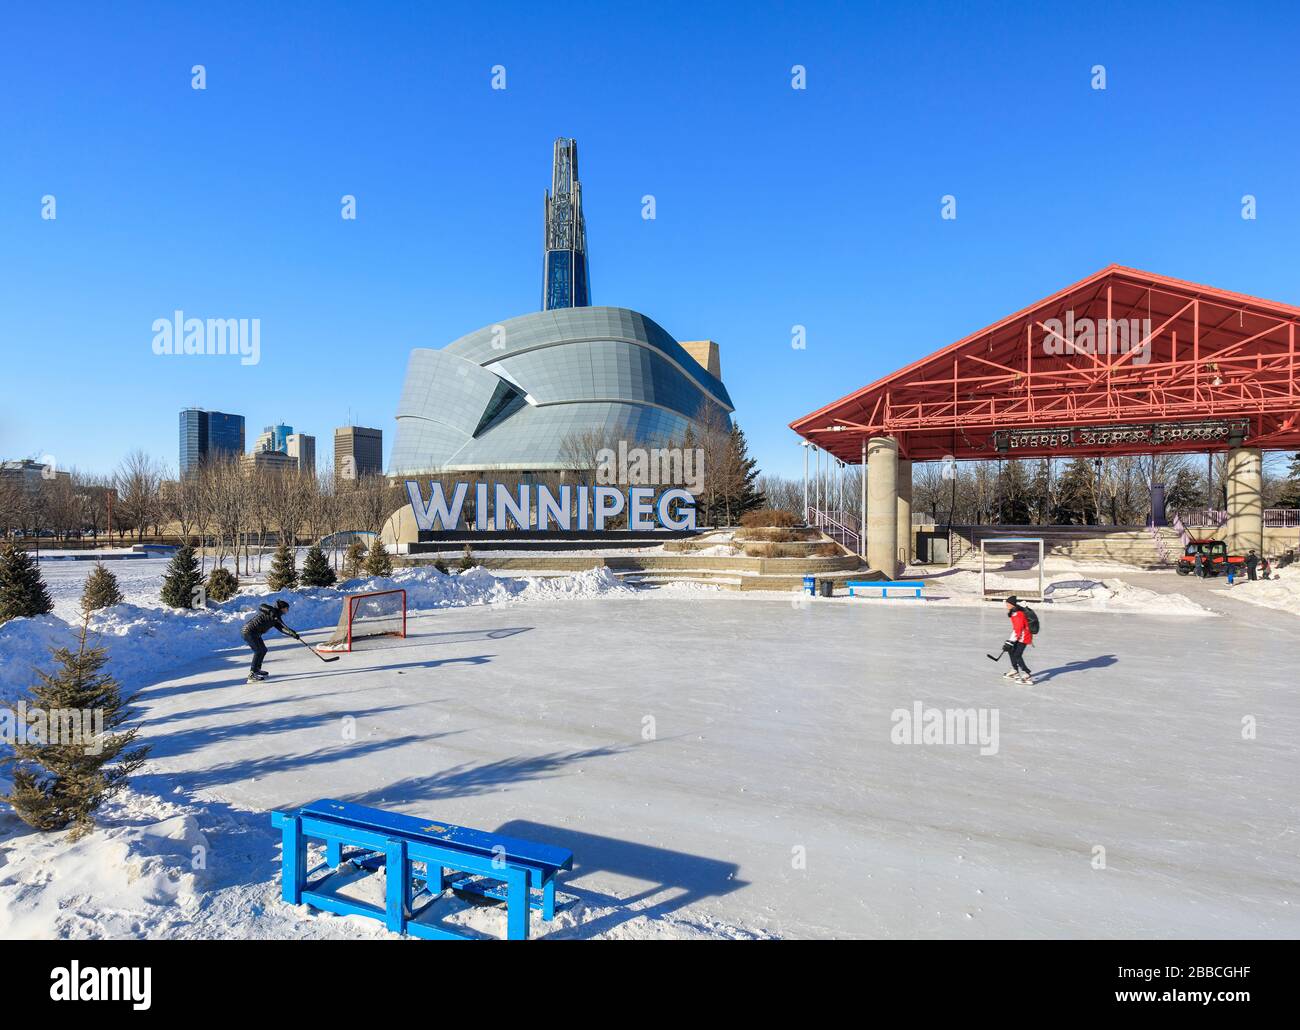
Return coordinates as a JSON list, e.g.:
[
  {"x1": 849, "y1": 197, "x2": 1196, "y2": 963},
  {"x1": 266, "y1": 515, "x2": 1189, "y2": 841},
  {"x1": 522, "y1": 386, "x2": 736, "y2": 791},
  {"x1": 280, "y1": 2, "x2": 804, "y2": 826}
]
[{"x1": 241, "y1": 599, "x2": 299, "y2": 682}]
